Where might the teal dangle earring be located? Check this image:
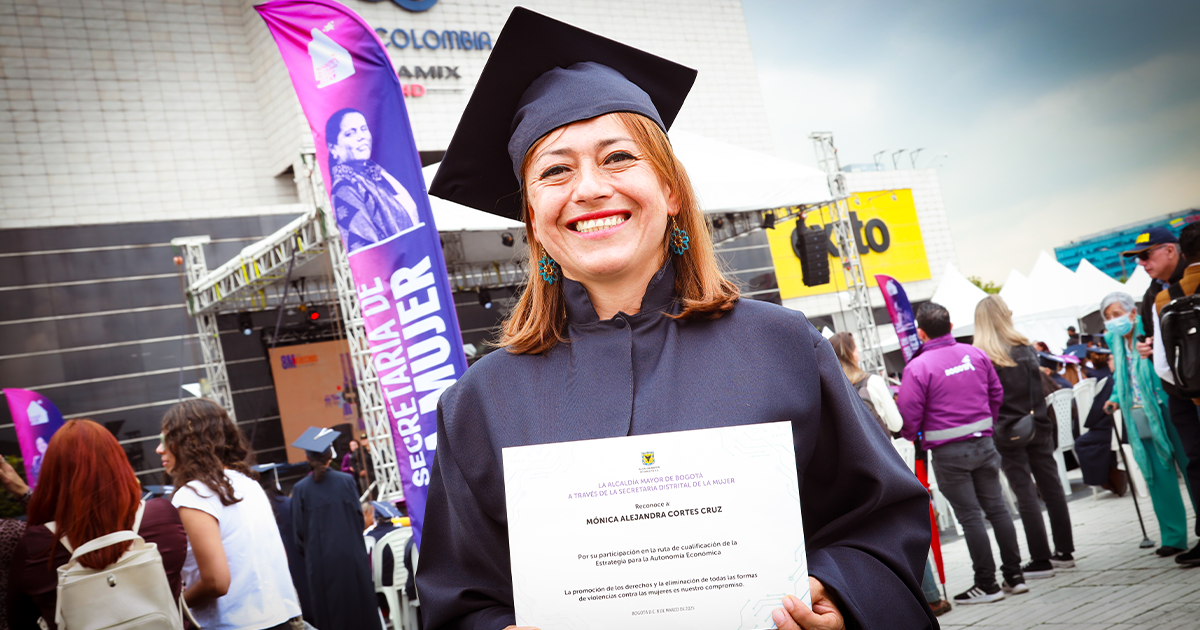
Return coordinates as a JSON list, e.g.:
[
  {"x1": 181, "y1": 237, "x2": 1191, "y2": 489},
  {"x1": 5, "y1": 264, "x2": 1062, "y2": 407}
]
[
  {"x1": 670, "y1": 217, "x2": 690, "y2": 255},
  {"x1": 537, "y1": 247, "x2": 560, "y2": 284}
]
